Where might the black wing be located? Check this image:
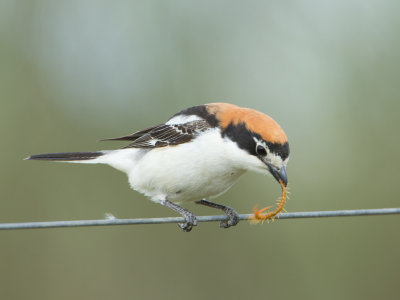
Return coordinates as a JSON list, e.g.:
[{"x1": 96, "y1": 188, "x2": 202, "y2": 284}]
[
  {"x1": 103, "y1": 120, "x2": 212, "y2": 149},
  {"x1": 101, "y1": 125, "x2": 159, "y2": 142}
]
